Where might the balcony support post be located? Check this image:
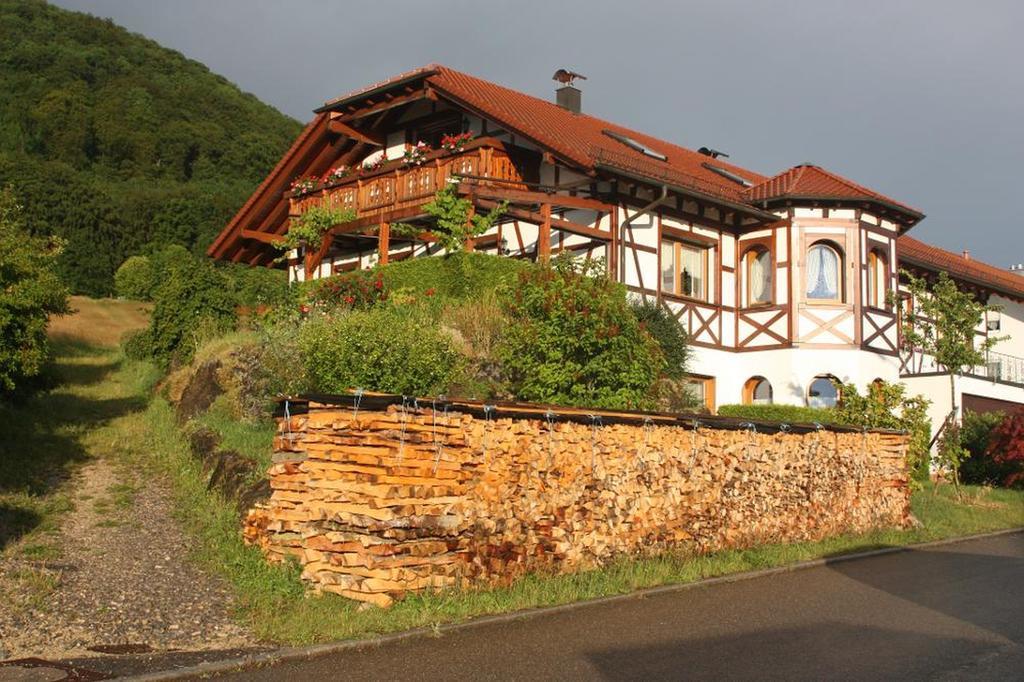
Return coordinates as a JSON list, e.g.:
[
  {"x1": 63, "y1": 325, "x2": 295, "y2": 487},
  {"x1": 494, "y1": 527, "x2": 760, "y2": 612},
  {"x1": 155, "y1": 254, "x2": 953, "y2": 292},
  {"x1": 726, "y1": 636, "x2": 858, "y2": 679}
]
[
  {"x1": 378, "y1": 220, "x2": 390, "y2": 265},
  {"x1": 538, "y1": 202, "x2": 552, "y2": 263}
]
